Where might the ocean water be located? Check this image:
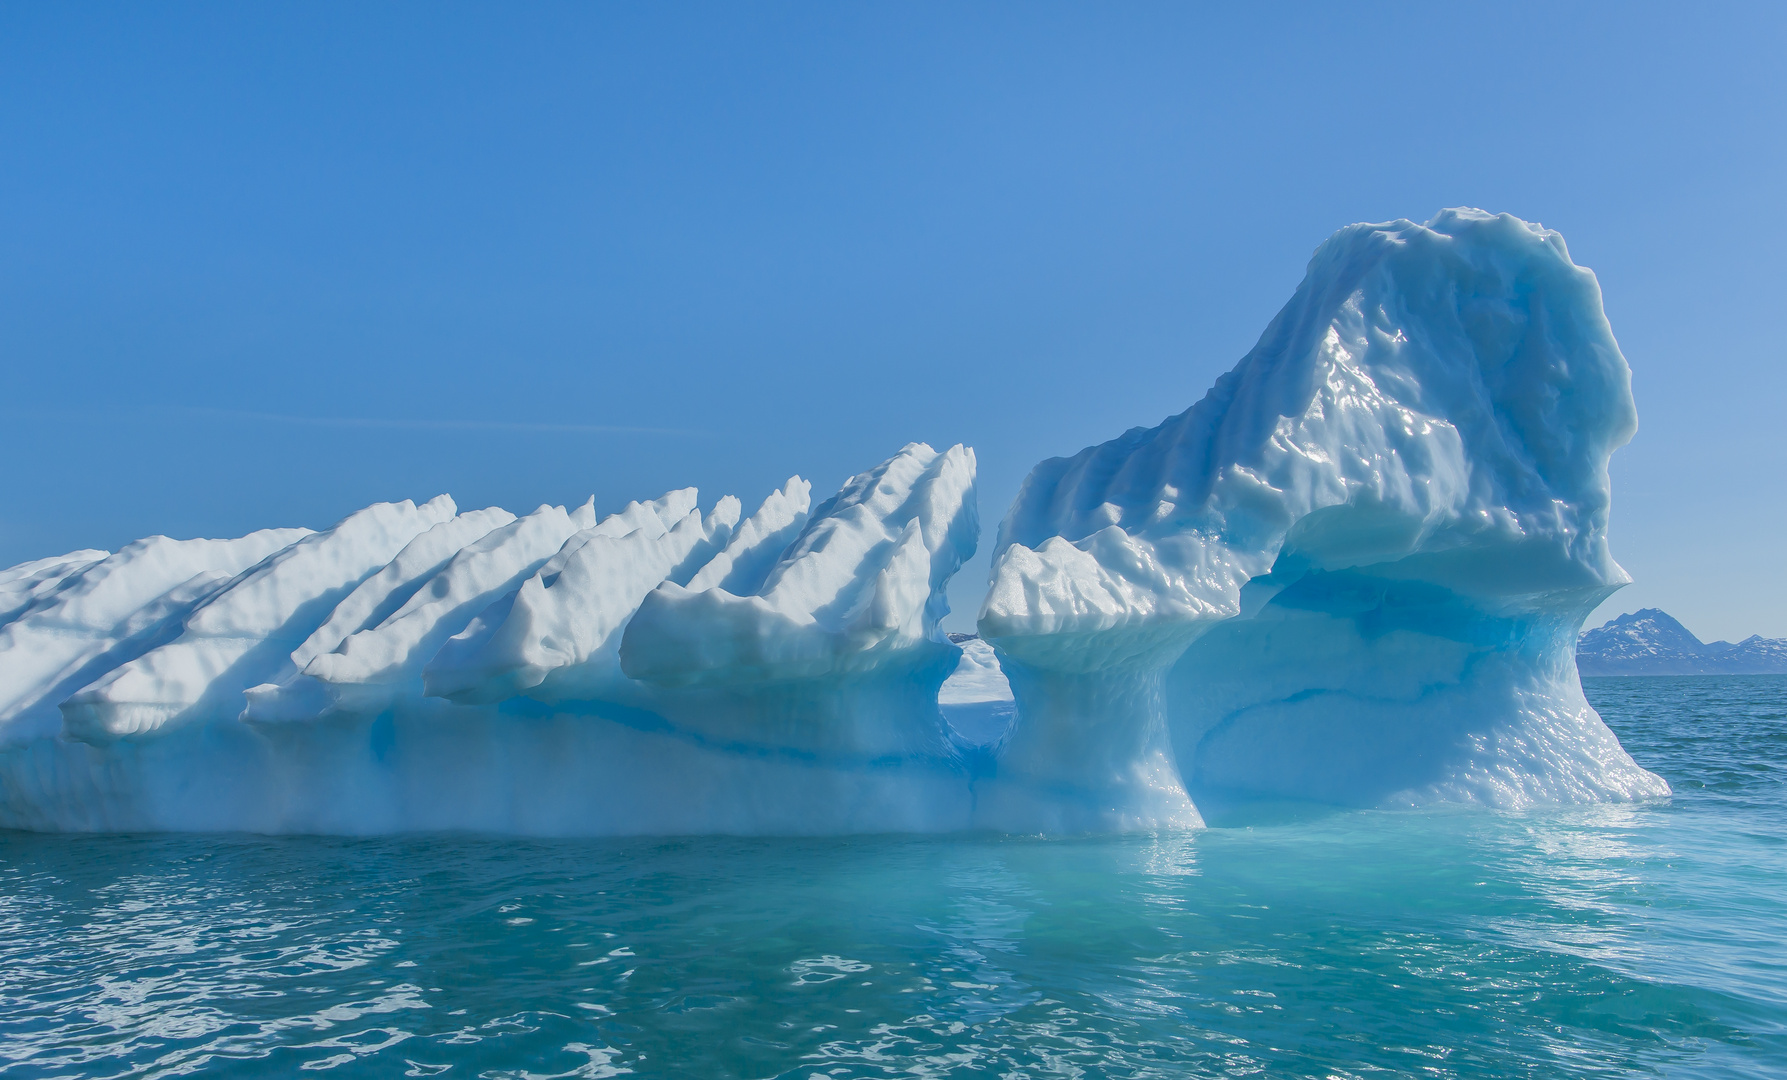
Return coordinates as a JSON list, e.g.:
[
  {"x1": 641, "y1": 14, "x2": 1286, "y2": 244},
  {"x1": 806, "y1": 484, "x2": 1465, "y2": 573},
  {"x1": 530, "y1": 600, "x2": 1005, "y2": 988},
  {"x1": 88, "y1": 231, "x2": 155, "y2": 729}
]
[{"x1": 1, "y1": 677, "x2": 1782, "y2": 1079}]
